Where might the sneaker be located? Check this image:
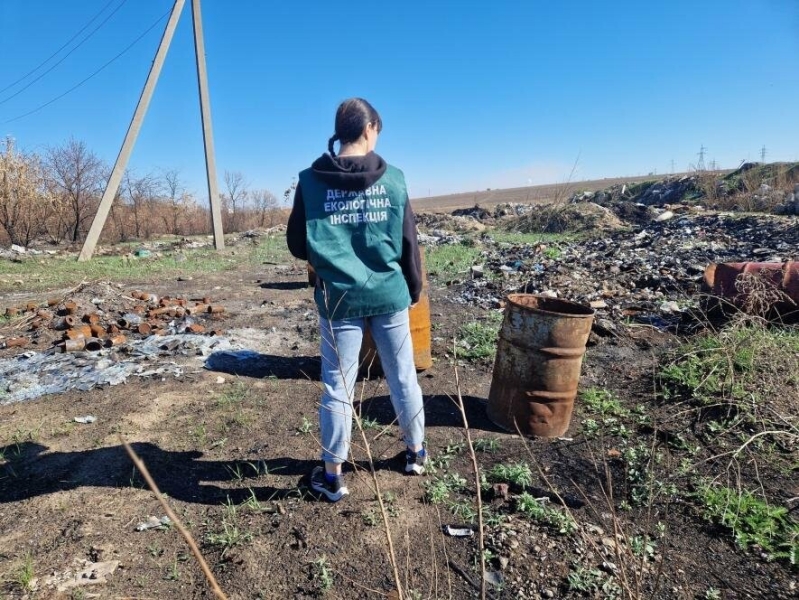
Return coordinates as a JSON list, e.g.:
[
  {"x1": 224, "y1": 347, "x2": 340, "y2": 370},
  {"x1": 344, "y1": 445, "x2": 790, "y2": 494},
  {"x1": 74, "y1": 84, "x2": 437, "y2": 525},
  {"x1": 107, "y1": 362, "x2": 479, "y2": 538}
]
[
  {"x1": 310, "y1": 466, "x2": 349, "y2": 502},
  {"x1": 405, "y1": 447, "x2": 427, "y2": 475}
]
